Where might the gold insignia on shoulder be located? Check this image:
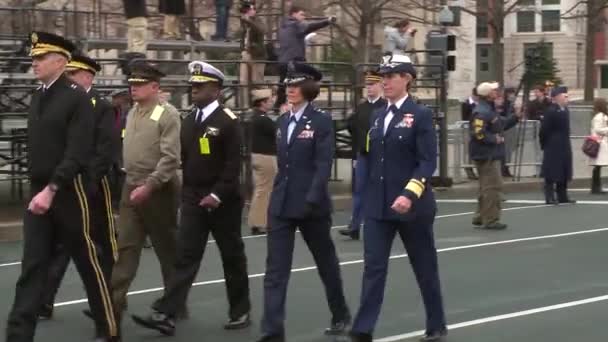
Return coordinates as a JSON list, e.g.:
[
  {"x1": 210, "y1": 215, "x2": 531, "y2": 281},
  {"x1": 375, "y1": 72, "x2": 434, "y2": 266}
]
[
  {"x1": 224, "y1": 108, "x2": 237, "y2": 120},
  {"x1": 31, "y1": 32, "x2": 38, "y2": 44},
  {"x1": 91, "y1": 98, "x2": 96, "y2": 107}
]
